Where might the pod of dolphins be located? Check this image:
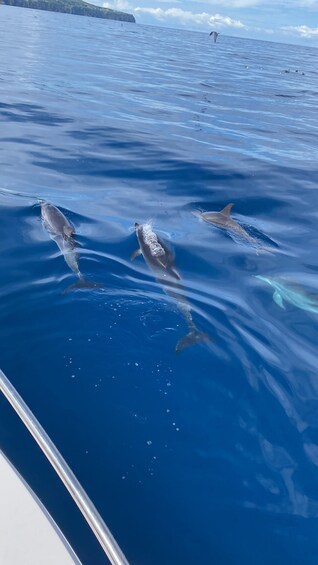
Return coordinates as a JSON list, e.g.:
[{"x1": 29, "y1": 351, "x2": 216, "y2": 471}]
[{"x1": 40, "y1": 200, "x2": 318, "y2": 353}]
